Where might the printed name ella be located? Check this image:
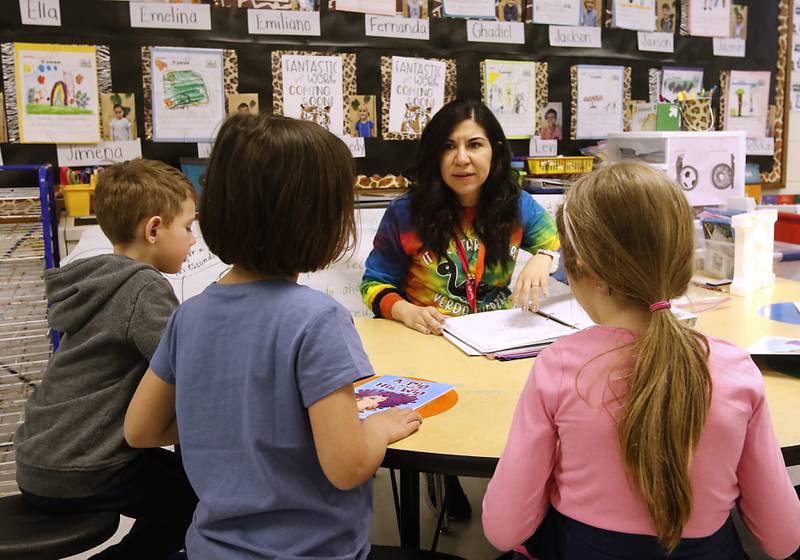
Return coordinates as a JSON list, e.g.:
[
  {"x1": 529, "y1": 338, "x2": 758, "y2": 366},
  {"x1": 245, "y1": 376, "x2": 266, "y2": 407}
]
[{"x1": 25, "y1": 0, "x2": 58, "y2": 20}]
